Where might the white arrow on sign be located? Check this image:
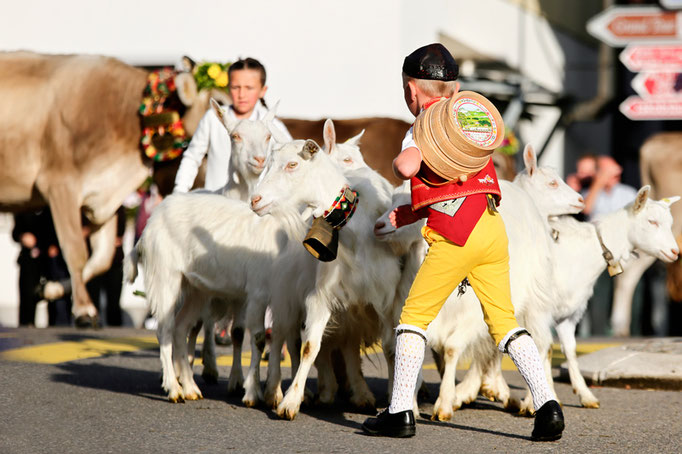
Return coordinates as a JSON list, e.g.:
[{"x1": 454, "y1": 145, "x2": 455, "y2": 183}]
[
  {"x1": 619, "y1": 95, "x2": 682, "y2": 120},
  {"x1": 587, "y1": 6, "x2": 681, "y2": 47},
  {"x1": 620, "y1": 44, "x2": 682, "y2": 72}
]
